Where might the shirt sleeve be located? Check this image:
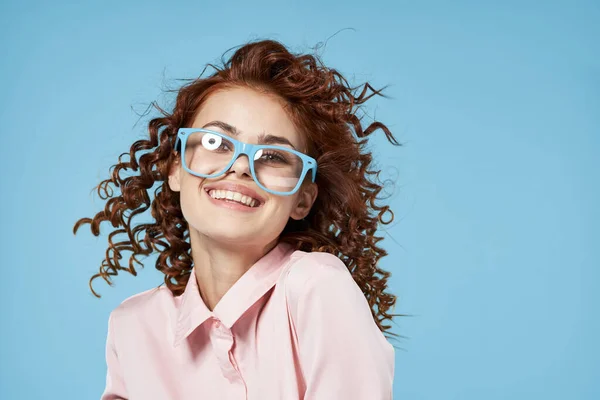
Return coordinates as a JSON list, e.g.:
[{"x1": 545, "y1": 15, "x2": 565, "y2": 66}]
[
  {"x1": 290, "y1": 258, "x2": 395, "y2": 399},
  {"x1": 101, "y1": 311, "x2": 128, "y2": 400}
]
